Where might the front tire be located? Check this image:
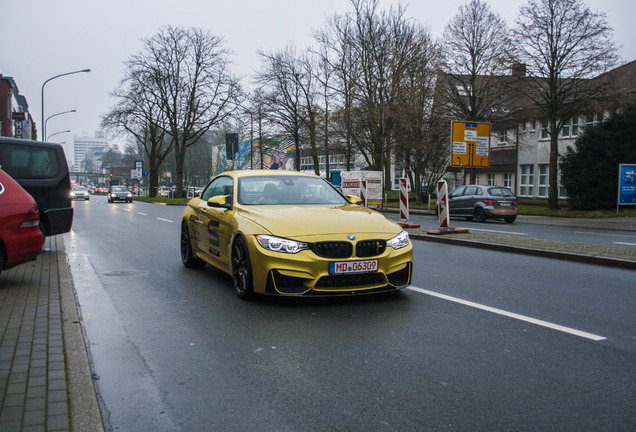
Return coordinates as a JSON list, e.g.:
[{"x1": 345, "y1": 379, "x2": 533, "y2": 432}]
[
  {"x1": 181, "y1": 222, "x2": 204, "y2": 268},
  {"x1": 232, "y1": 236, "x2": 253, "y2": 300}
]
